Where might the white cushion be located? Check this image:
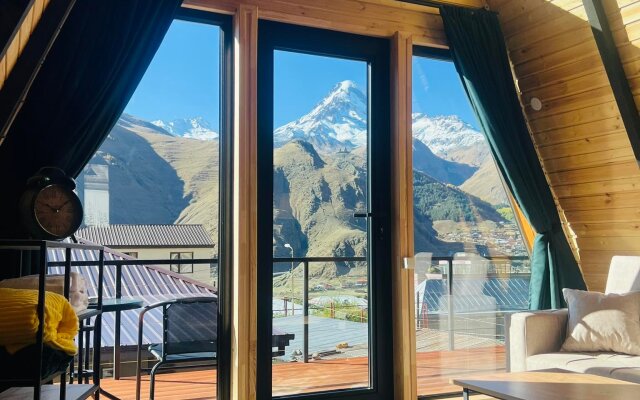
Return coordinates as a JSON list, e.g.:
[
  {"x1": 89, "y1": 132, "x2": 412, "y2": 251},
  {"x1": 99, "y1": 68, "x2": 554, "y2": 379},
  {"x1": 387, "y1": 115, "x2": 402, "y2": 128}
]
[
  {"x1": 606, "y1": 256, "x2": 640, "y2": 294},
  {"x1": 527, "y1": 352, "x2": 640, "y2": 384},
  {"x1": 561, "y1": 288, "x2": 640, "y2": 355}
]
